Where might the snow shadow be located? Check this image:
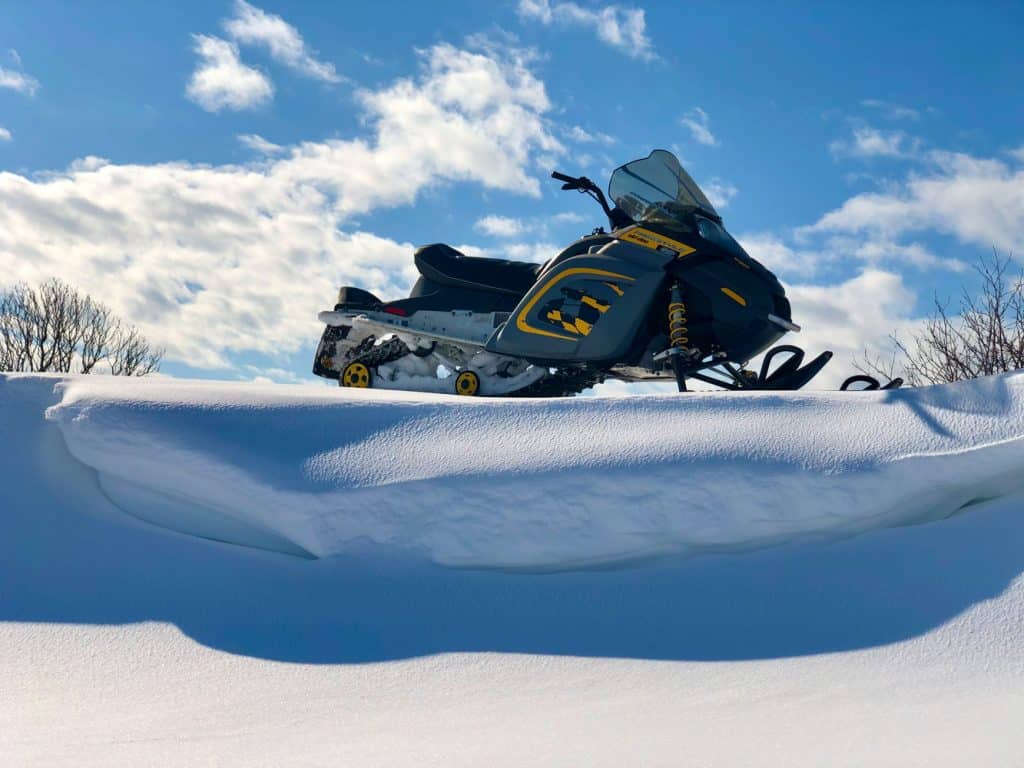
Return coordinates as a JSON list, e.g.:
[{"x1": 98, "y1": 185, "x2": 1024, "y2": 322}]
[{"x1": 3, "y1": 377, "x2": 1023, "y2": 664}]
